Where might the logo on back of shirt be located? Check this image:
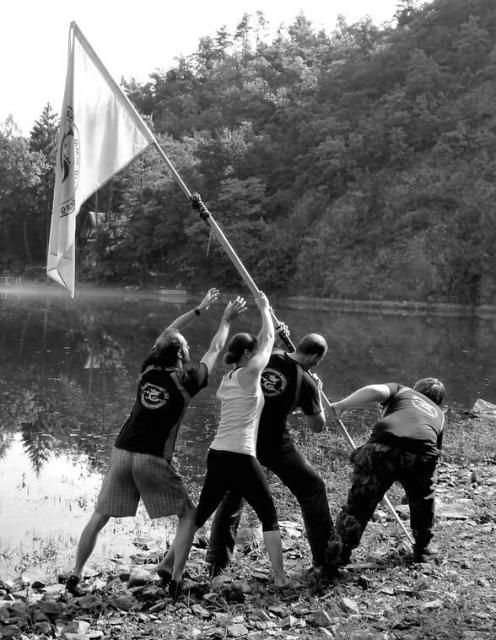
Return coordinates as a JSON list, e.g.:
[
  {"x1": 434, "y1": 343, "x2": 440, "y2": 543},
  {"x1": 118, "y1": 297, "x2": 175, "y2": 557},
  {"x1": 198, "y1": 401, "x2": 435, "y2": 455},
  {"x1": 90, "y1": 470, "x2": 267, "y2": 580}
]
[
  {"x1": 261, "y1": 368, "x2": 287, "y2": 397},
  {"x1": 141, "y1": 382, "x2": 169, "y2": 409},
  {"x1": 412, "y1": 393, "x2": 439, "y2": 419}
]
